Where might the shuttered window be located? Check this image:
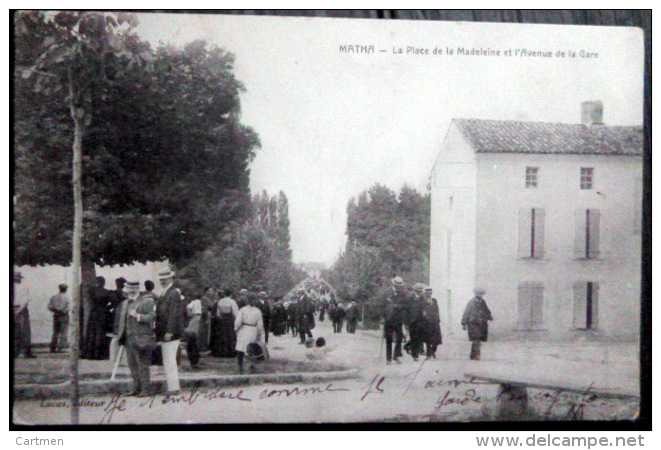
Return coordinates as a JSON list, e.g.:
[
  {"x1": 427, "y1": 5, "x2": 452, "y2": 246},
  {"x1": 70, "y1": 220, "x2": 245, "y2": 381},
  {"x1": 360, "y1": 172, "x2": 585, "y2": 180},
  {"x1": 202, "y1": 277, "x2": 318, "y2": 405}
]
[
  {"x1": 574, "y1": 208, "x2": 600, "y2": 259},
  {"x1": 573, "y1": 282, "x2": 600, "y2": 329},
  {"x1": 517, "y1": 282, "x2": 544, "y2": 330},
  {"x1": 518, "y1": 208, "x2": 545, "y2": 258}
]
